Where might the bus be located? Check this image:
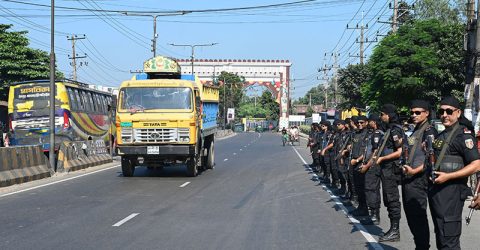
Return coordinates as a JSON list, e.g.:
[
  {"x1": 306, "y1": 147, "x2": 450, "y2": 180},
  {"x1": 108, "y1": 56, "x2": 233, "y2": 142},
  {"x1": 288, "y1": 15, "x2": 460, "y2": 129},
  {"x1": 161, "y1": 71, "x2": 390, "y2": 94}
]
[{"x1": 8, "y1": 79, "x2": 114, "y2": 151}]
